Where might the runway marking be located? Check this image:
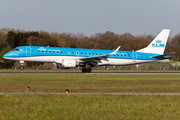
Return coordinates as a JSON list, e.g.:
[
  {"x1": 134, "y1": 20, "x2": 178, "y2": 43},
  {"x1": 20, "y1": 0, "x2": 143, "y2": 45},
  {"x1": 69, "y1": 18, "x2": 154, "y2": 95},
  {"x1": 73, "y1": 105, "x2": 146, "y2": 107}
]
[
  {"x1": 1, "y1": 92, "x2": 180, "y2": 95},
  {"x1": 1, "y1": 72, "x2": 180, "y2": 75}
]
